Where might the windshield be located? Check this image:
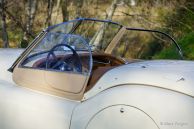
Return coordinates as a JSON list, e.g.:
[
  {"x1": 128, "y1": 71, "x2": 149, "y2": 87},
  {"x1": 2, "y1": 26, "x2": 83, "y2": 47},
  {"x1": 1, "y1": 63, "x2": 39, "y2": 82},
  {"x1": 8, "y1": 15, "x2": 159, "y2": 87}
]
[
  {"x1": 46, "y1": 18, "x2": 182, "y2": 60},
  {"x1": 48, "y1": 19, "x2": 122, "y2": 52},
  {"x1": 9, "y1": 18, "x2": 183, "y2": 72}
]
